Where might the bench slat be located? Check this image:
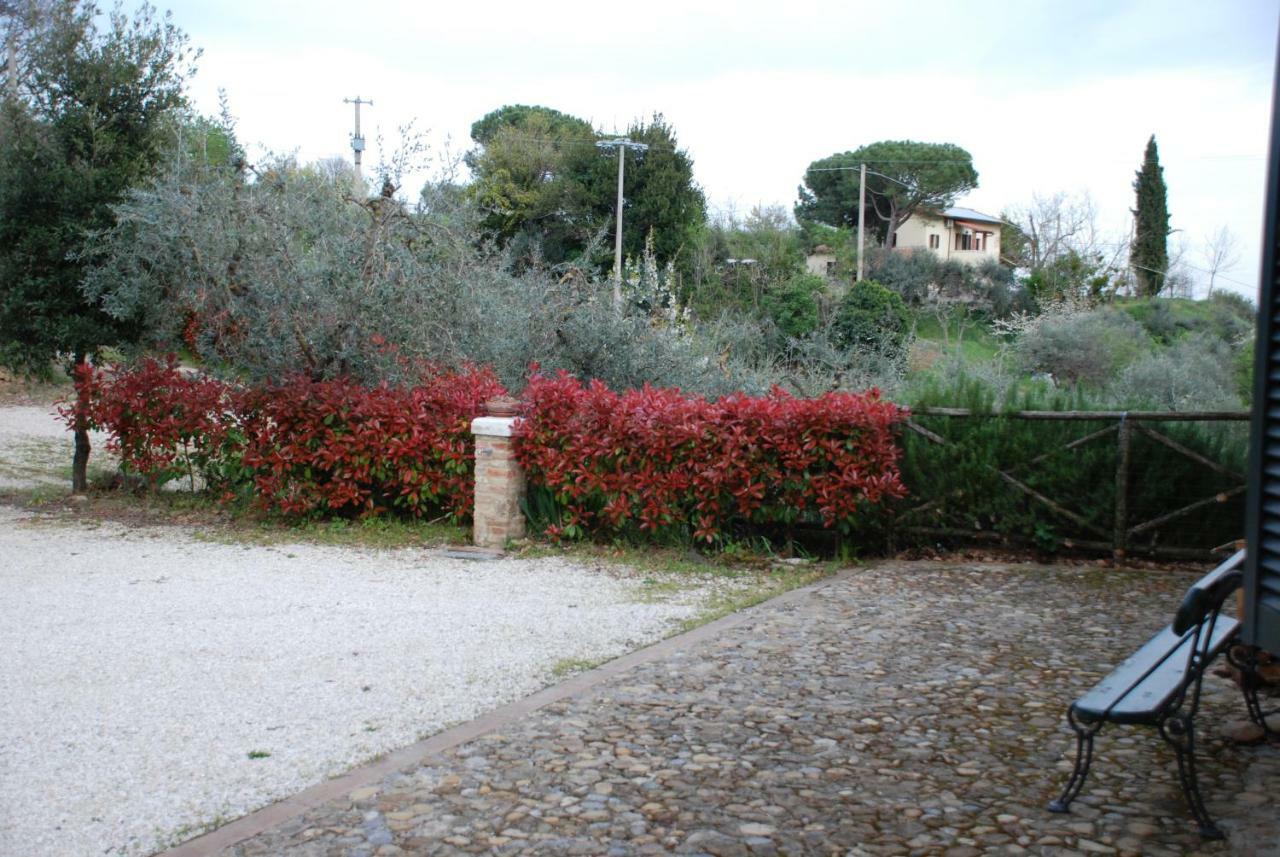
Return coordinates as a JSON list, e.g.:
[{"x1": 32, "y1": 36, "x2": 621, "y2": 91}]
[{"x1": 1073, "y1": 617, "x2": 1240, "y2": 725}]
